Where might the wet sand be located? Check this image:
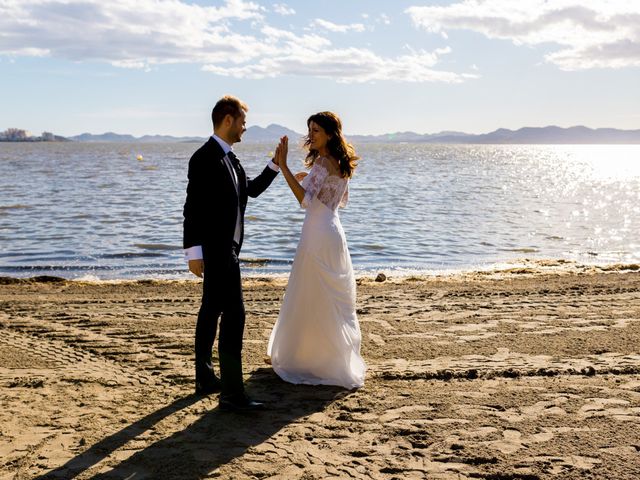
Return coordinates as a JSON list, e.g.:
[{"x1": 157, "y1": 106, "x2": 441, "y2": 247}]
[{"x1": 1, "y1": 263, "x2": 640, "y2": 479}]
